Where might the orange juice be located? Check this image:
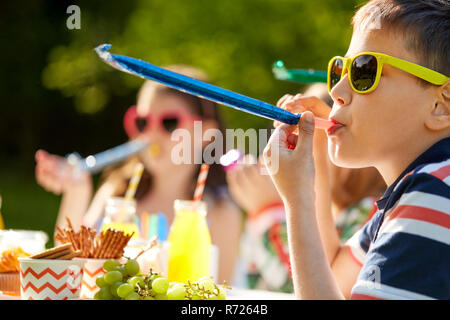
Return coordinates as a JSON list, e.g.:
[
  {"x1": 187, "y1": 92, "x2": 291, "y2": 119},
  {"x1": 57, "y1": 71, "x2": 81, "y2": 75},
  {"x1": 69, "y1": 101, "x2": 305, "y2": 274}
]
[{"x1": 168, "y1": 200, "x2": 211, "y2": 283}]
